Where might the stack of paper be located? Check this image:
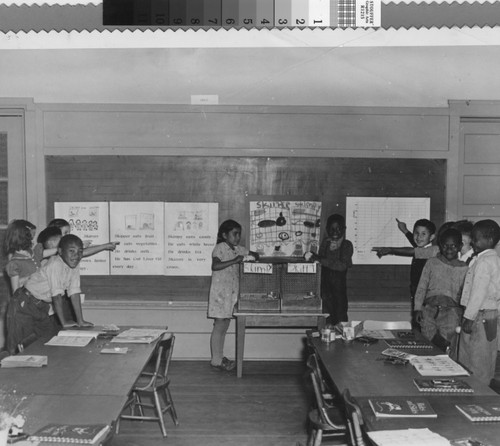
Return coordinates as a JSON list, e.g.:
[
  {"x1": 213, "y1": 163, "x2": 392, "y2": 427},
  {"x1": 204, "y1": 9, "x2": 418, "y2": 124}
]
[
  {"x1": 44, "y1": 330, "x2": 101, "y2": 347},
  {"x1": 368, "y1": 428, "x2": 450, "y2": 446},
  {"x1": 0, "y1": 355, "x2": 48, "y2": 368},
  {"x1": 111, "y1": 328, "x2": 167, "y2": 344}
]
